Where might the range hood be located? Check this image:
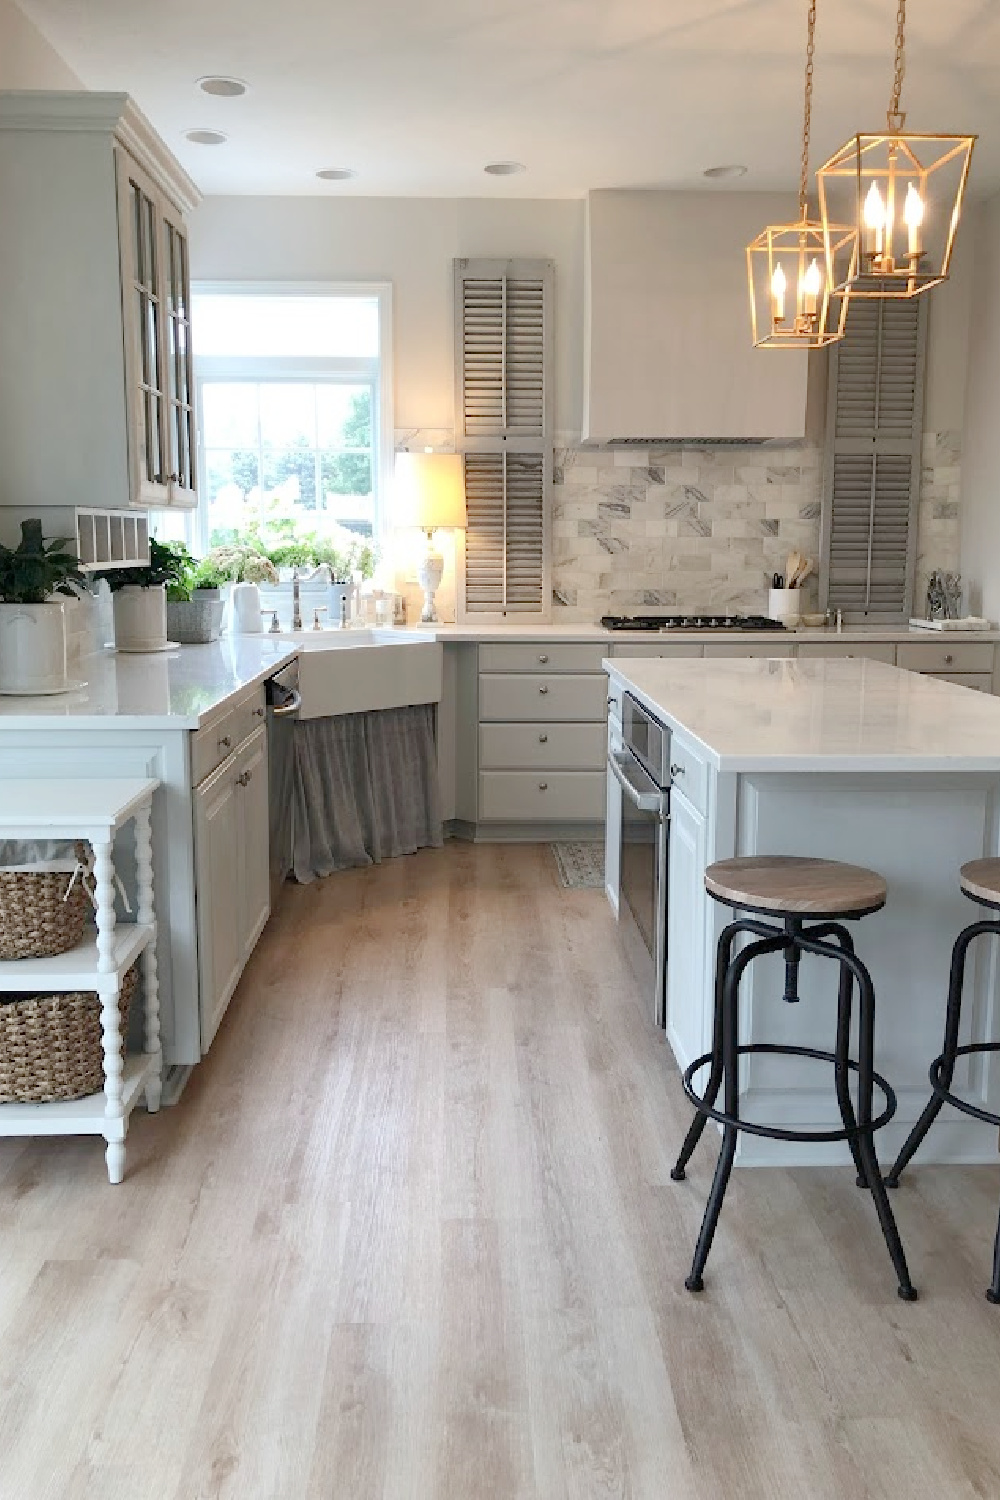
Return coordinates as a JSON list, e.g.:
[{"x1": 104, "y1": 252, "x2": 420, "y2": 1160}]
[{"x1": 583, "y1": 190, "x2": 811, "y2": 445}]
